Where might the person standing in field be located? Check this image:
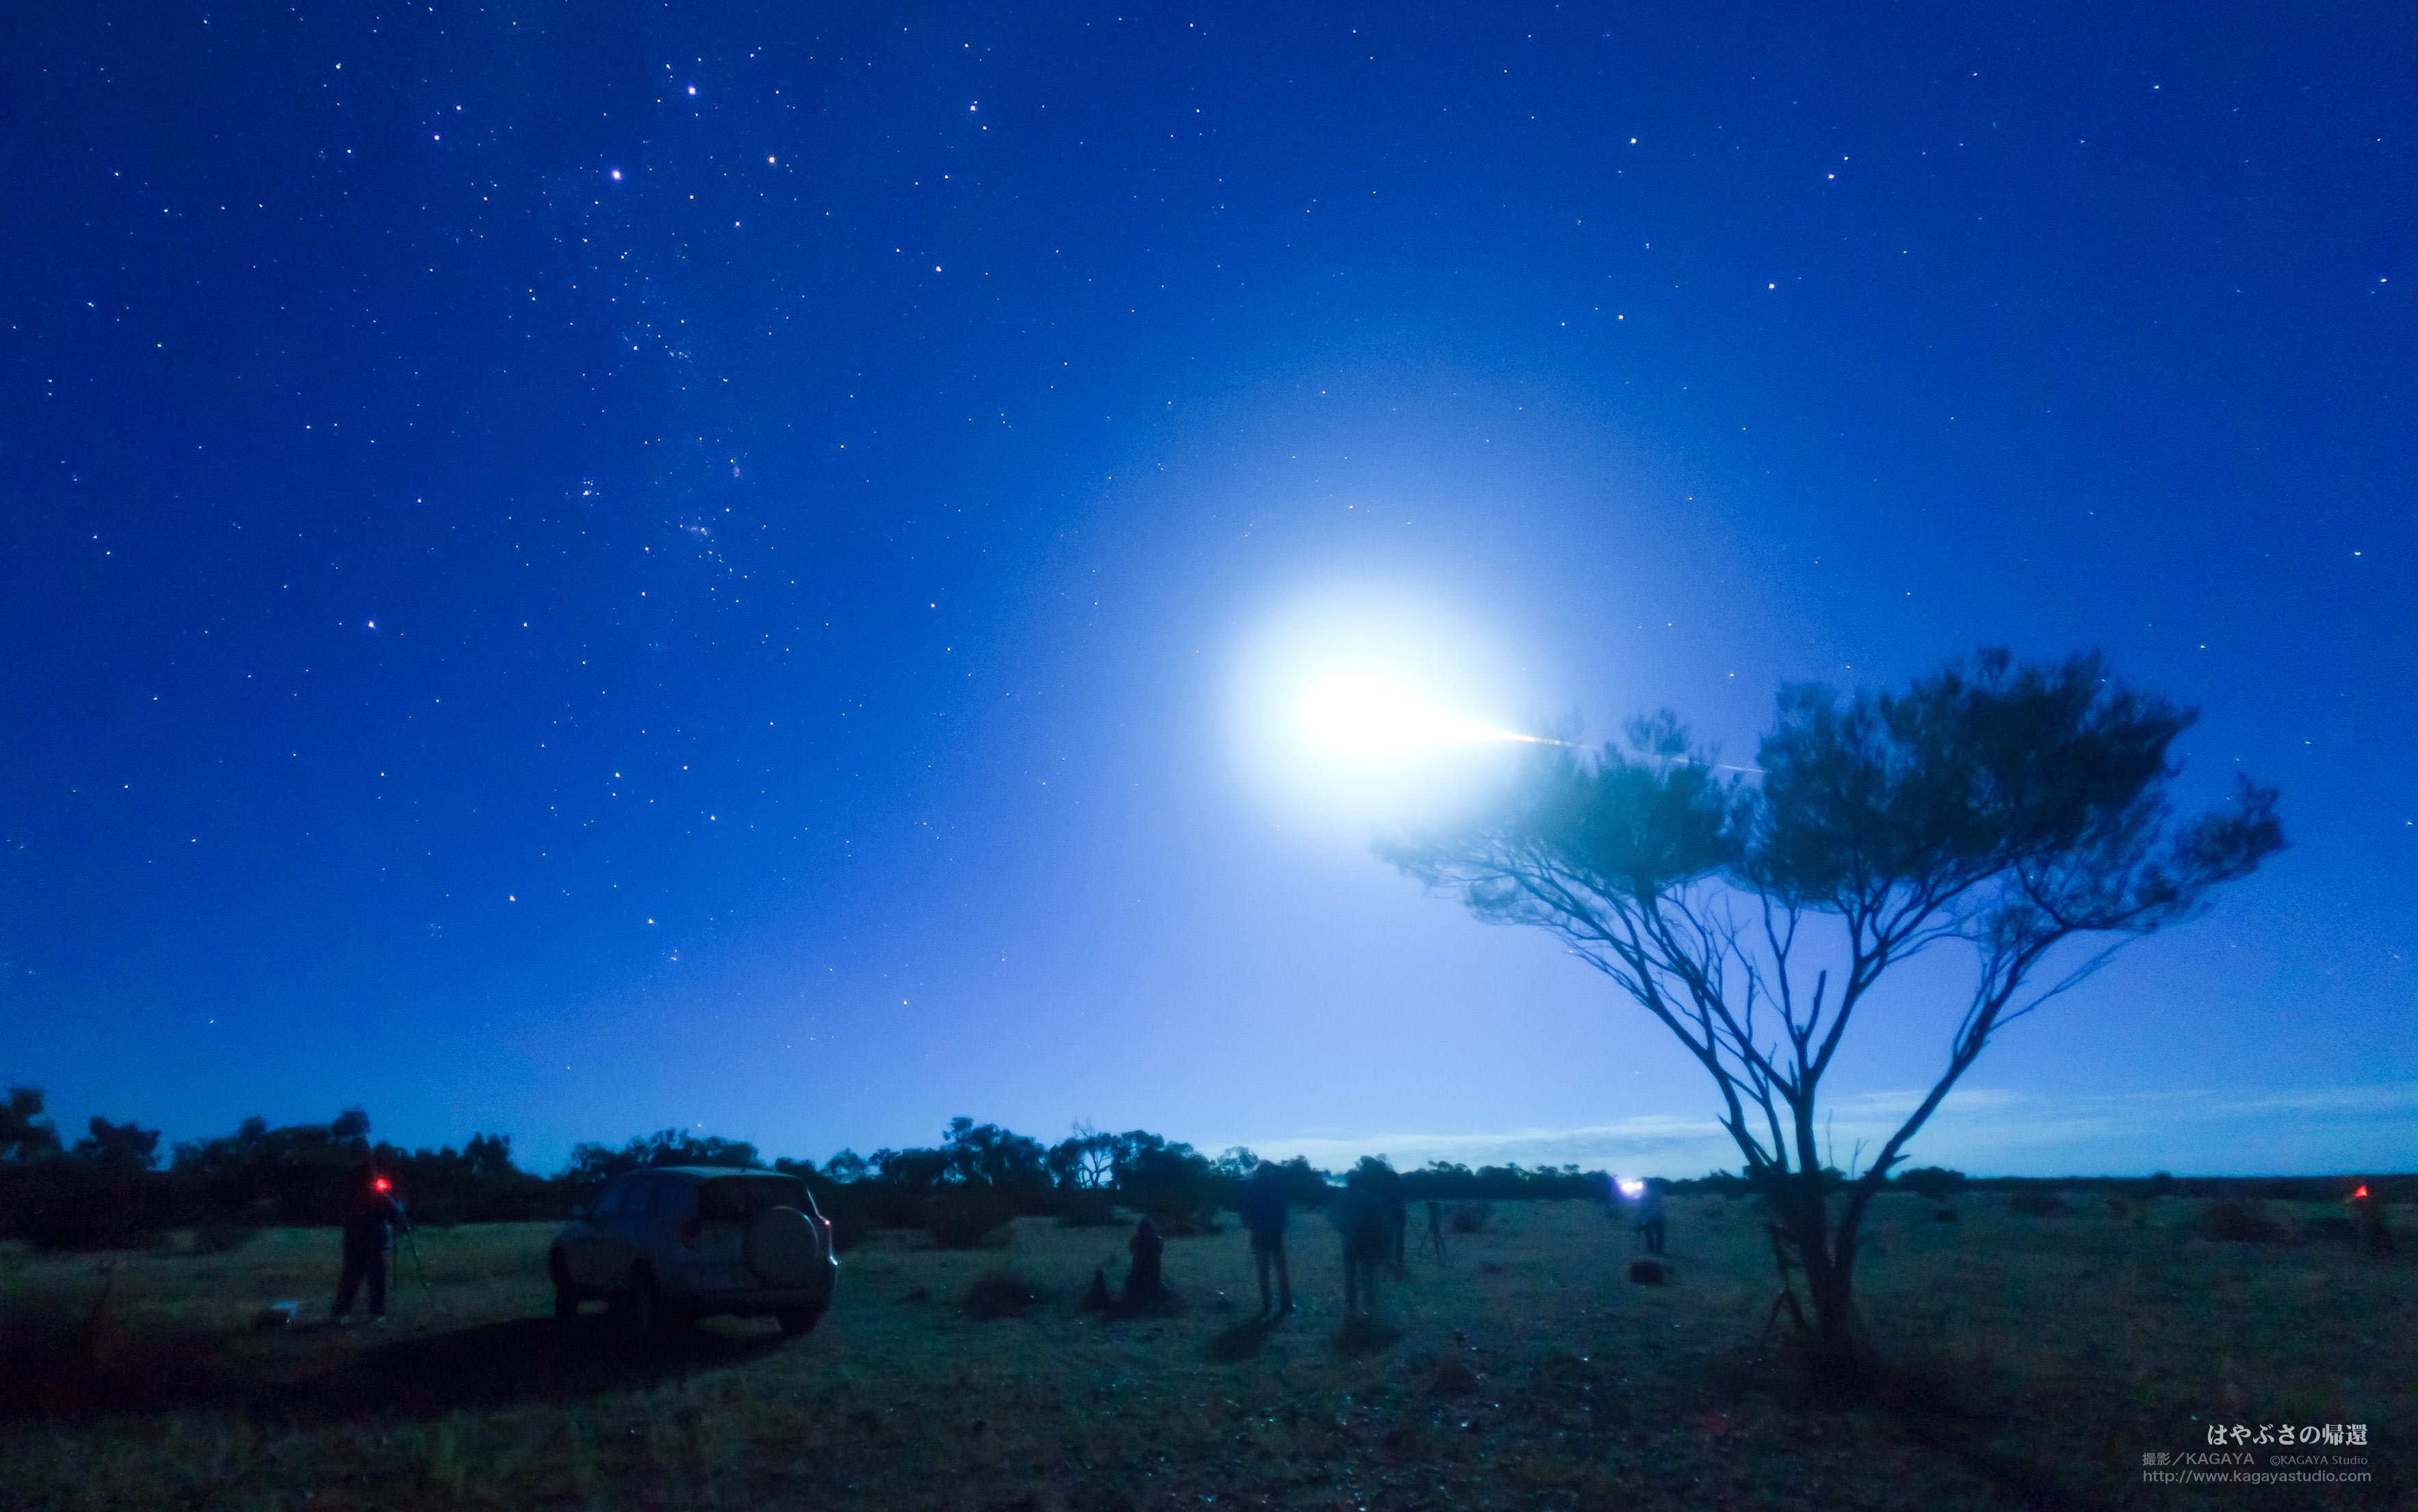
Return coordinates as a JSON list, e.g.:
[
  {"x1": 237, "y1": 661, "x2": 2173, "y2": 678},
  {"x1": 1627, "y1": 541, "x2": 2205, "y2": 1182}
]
[
  {"x1": 1242, "y1": 1160, "x2": 1293, "y2": 1316},
  {"x1": 1630, "y1": 1179, "x2": 1667, "y2": 1255},
  {"x1": 330, "y1": 1165, "x2": 407, "y2": 1325},
  {"x1": 2351, "y1": 1183, "x2": 2395, "y2": 1255},
  {"x1": 1334, "y1": 1166, "x2": 1392, "y2": 1318},
  {"x1": 1368, "y1": 1160, "x2": 1408, "y2": 1275}
]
